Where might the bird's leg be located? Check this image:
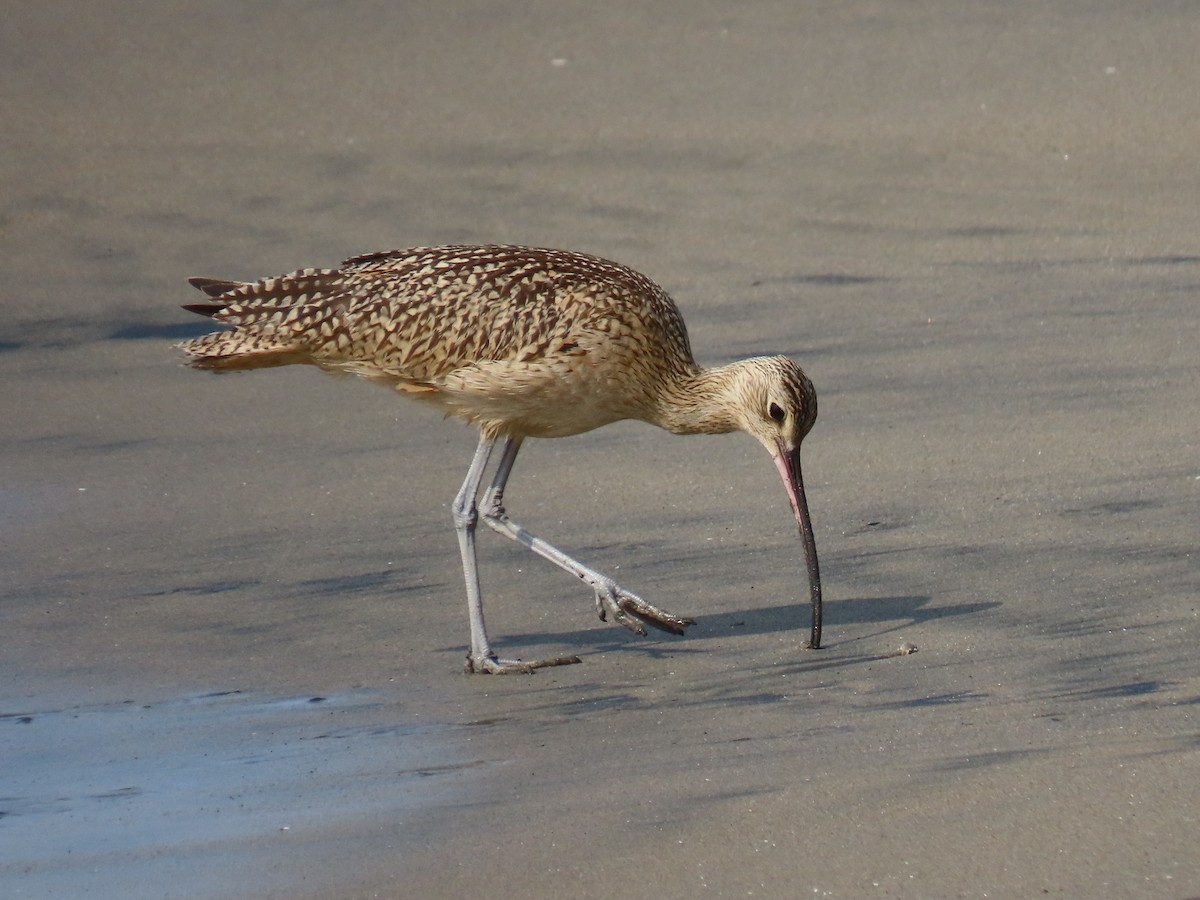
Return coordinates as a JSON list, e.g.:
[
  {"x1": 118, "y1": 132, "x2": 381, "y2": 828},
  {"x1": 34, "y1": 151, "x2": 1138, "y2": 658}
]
[
  {"x1": 480, "y1": 437, "x2": 694, "y2": 637},
  {"x1": 453, "y1": 435, "x2": 580, "y2": 674},
  {"x1": 452, "y1": 436, "x2": 502, "y2": 672}
]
